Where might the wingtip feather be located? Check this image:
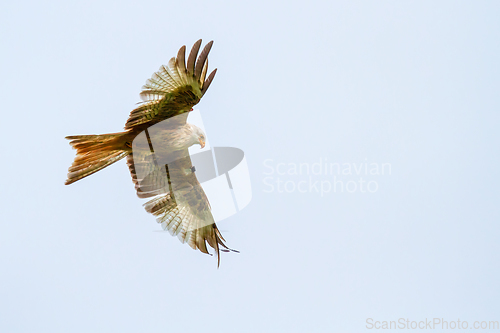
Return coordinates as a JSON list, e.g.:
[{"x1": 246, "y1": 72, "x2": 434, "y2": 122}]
[
  {"x1": 201, "y1": 68, "x2": 217, "y2": 95},
  {"x1": 195, "y1": 41, "x2": 213, "y2": 80},
  {"x1": 187, "y1": 39, "x2": 202, "y2": 76}
]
